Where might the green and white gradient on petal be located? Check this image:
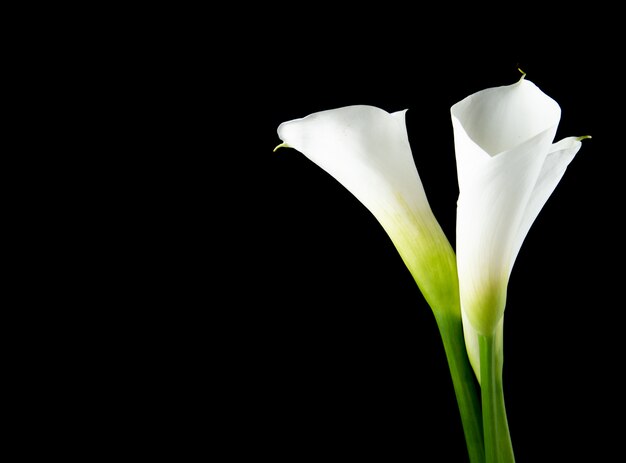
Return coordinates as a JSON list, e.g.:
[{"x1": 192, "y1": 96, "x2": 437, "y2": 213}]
[
  {"x1": 451, "y1": 75, "x2": 587, "y2": 377},
  {"x1": 276, "y1": 105, "x2": 458, "y2": 314}
]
